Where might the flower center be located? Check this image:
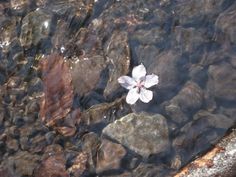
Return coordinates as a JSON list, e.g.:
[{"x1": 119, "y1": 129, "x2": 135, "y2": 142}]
[{"x1": 136, "y1": 81, "x2": 144, "y2": 93}]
